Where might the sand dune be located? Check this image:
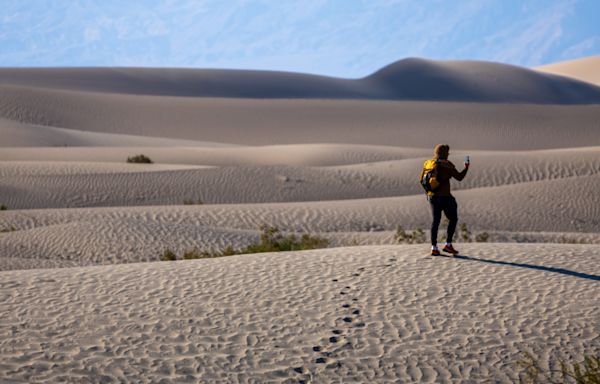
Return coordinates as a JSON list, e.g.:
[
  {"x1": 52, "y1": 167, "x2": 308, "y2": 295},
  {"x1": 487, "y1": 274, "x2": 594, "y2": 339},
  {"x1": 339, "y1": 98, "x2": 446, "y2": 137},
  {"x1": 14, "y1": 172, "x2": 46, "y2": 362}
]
[
  {"x1": 0, "y1": 118, "x2": 235, "y2": 148},
  {"x1": 2, "y1": 173, "x2": 599, "y2": 270},
  {"x1": 0, "y1": 163, "x2": 407, "y2": 208},
  {"x1": 367, "y1": 58, "x2": 600, "y2": 103},
  {"x1": 536, "y1": 56, "x2": 600, "y2": 86},
  {"x1": 2, "y1": 58, "x2": 600, "y2": 103},
  {"x1": 1, "y1": 57, "x2": 599, "y2": 382},
  {"x1": 1, "y1": 146, "x2": 599, "y2": 209},
  {"x1": 1, "y1": 244, "x2": 598, "y2": 382},
  {"x1": 0, "y1": 144, "x2": 428, "y2": 166},
  {"x1": 2, "y1": 85, "x2": 600, "y2": 150},
  {"x1": 1, "y1": 144, "x2": 599, "y2": 270}
]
